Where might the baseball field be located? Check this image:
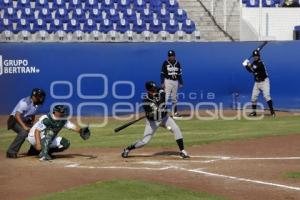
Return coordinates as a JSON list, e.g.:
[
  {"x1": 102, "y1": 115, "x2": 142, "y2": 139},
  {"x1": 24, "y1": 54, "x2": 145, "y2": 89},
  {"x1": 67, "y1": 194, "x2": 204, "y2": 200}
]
[{"x1": 1, "y1": 111, "x2": 300, "y2": 200}]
